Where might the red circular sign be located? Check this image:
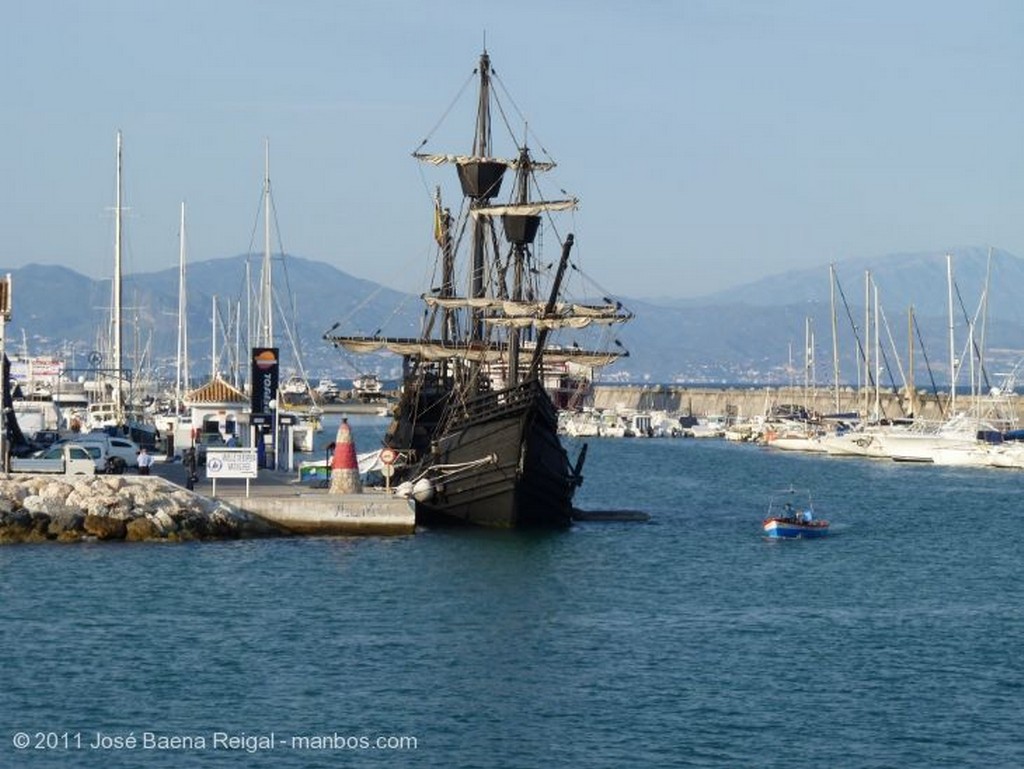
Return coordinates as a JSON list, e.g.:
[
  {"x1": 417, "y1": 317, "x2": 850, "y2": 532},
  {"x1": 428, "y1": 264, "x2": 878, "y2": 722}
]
[{"x1": 380, "y1": 448, "x2": 397, "y2": 465}]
